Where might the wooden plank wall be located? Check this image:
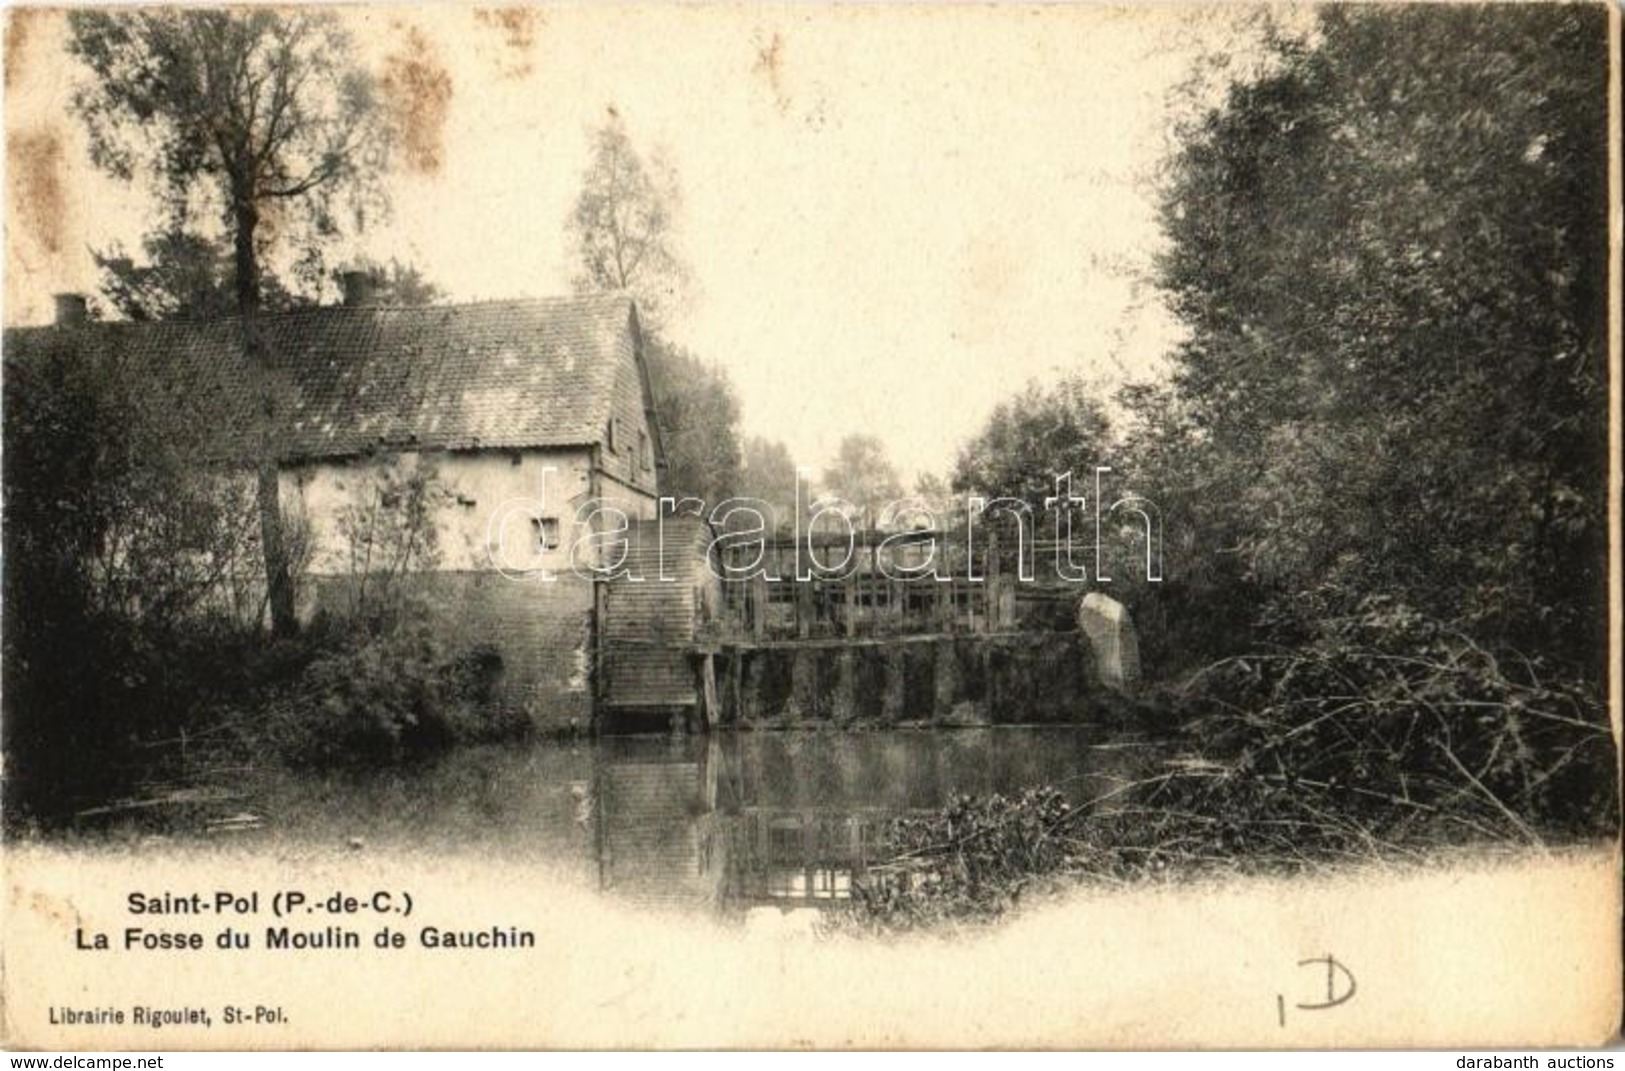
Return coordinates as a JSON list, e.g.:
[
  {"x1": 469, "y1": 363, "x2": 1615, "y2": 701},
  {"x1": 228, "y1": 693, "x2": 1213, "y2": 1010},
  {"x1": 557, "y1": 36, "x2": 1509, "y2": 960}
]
[{"x1": 599, "y1": 517, "x2": 716, "y2": 713}]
